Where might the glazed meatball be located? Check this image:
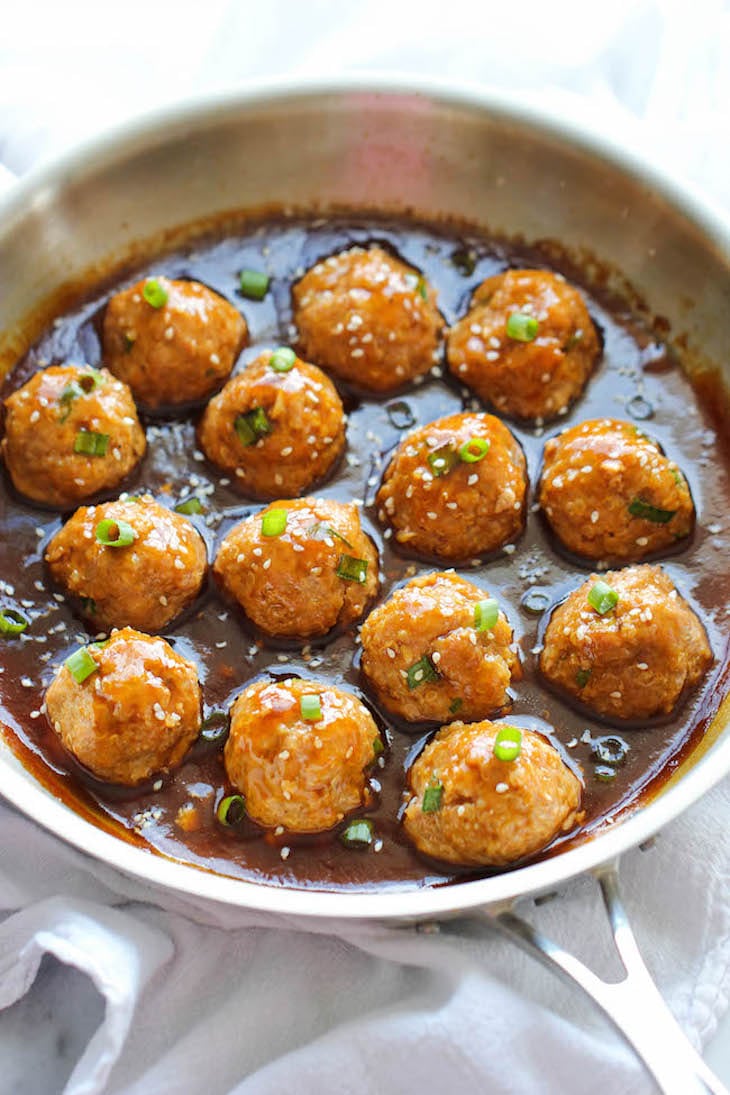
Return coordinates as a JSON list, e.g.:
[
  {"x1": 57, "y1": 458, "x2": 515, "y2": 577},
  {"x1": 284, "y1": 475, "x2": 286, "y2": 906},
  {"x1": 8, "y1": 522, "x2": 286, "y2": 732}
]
[
  {"x1": 224, "y1": 677, "x2": 382, "y2": 832},
  {"x1": 361, "y1": 572, "x2": 520, "y2": 723},
  {"x1": 45, "y1": 494, "x2": 207, "y2": 632},
  {"x1": 103, "y1": 276, "x2": 246, "y2": 409},
  {"x1": 214, "y1": 497, "x2": 379, "y2": 638},
  {"x1": 538, "y1": 418, "x2": 694, "y2": 562},
  {"x1": 540, "y1": 565, "x2": 712, "y2": 721},
  {"x1": 45, "y1": 627, "x2": 201, "y2": 785},
  {"x1": 376, "y1": 412, "x2": 527, "y2": 561},
  {"x1": 403, "y1": 720, "x2": 582, "y2": 866},
  {"x1": 293, "y1": 245, "x2": 443, "y2": 394},
  {"x1": 446, "y1": 269, "x2": 600, "y2": 420},
  {"x1": 1, "y1": 365, "x2": 145, "y2": 508},
  {"x1": 198, "y1": 350, "x2": 345, "y2": 499}
]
